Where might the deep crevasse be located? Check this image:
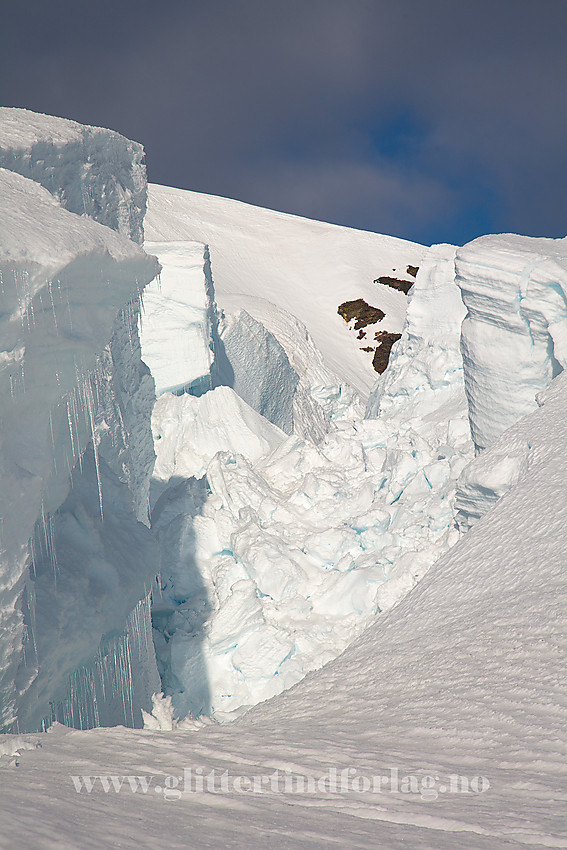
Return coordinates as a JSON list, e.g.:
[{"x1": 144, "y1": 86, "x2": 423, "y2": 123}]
[{"x1": 141, "y1": 237, "x2": 474, "y2": 721}]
